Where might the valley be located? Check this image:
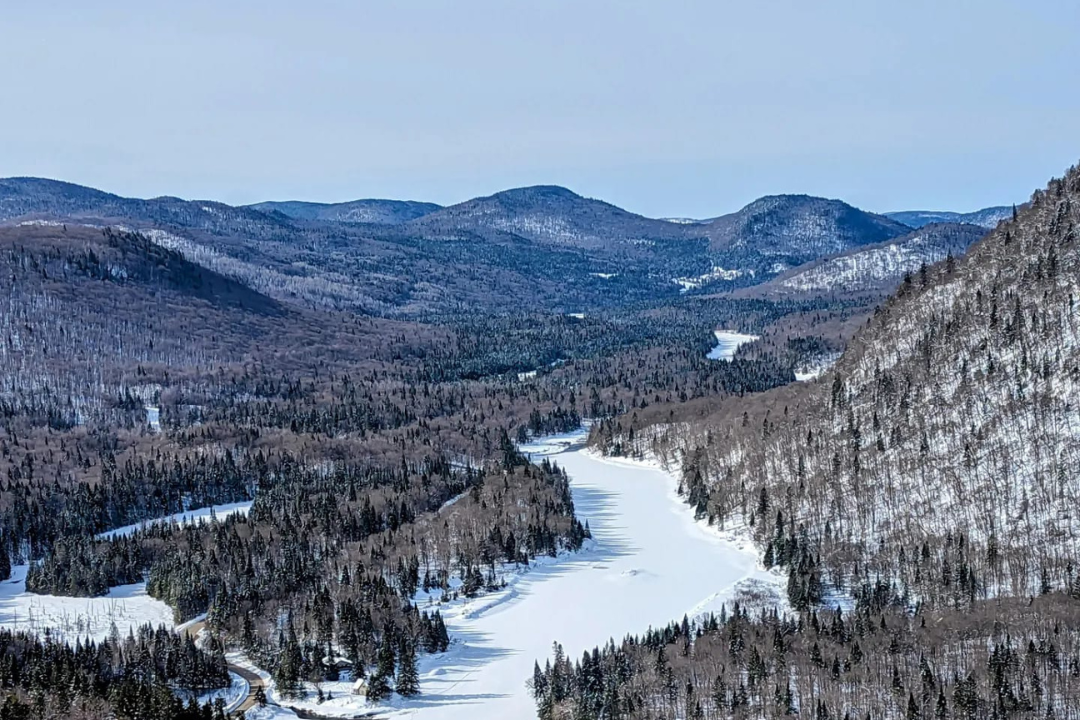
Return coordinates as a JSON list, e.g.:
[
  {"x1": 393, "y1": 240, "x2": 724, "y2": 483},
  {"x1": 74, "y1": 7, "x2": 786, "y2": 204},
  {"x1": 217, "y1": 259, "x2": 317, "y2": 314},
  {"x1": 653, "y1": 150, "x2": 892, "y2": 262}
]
[
  {"x1": 1, "y1": 169, "x2": 1076, "y2": 720},
  {"x1": 4, "y1": 4, "x2": 1077, "y2": 718}
]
